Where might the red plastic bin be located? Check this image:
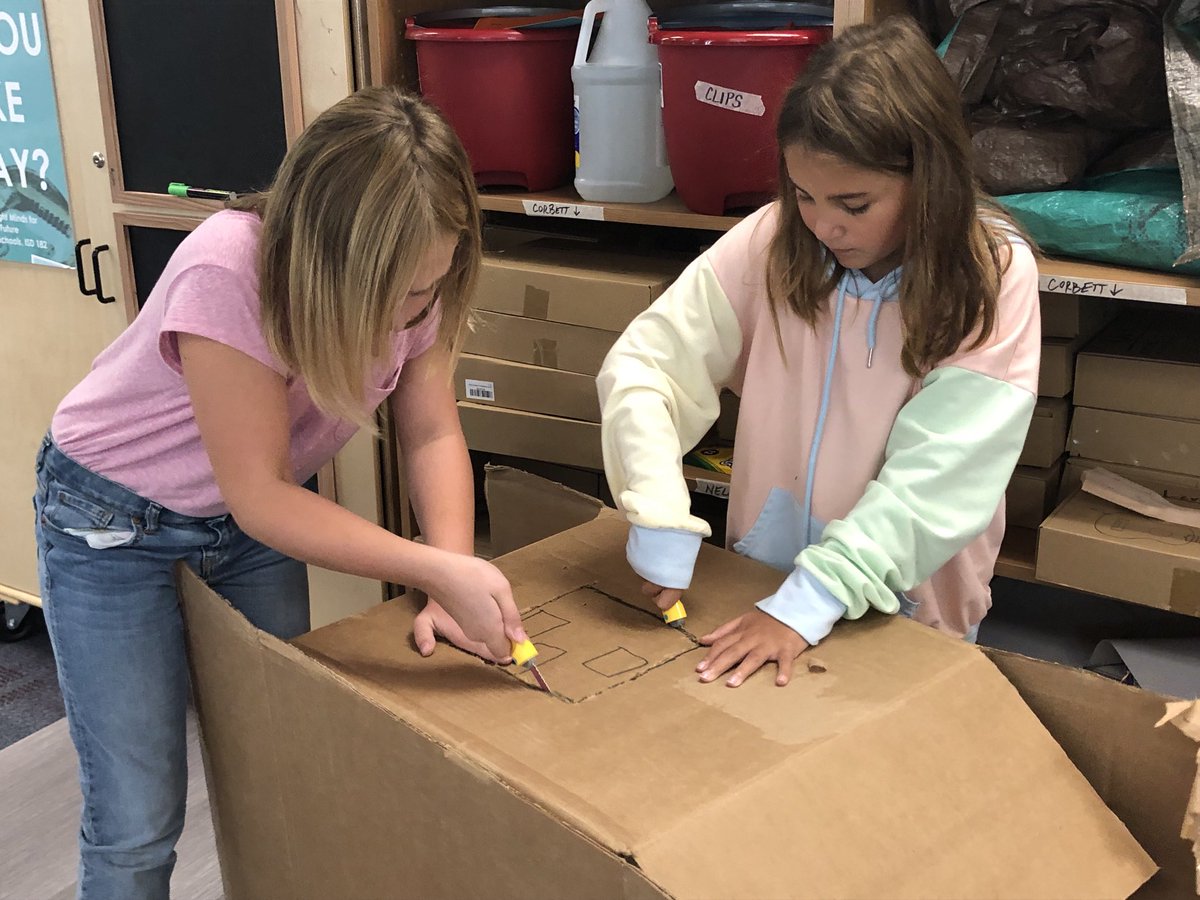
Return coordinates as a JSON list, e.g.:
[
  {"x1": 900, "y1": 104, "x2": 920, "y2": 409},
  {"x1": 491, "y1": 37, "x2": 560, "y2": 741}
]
[
  {"x1": 650, "y1": 20, "x2": 831, "y2": 215},
  {"x1": 406, "y1": 12, "x2": 579, "y2": 191}
]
